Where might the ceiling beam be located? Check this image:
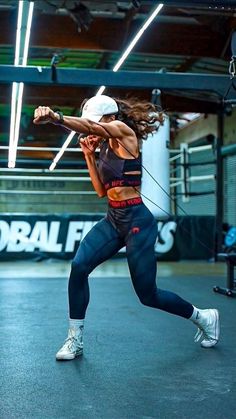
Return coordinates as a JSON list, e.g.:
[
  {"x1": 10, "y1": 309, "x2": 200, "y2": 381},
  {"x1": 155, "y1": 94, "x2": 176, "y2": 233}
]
[
  {"x1": 135, "y1": 0, "x2": 236, "y2": 6},
  {"x1": 0, "y1": 65, "x2": 234, "y2": 99}
]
